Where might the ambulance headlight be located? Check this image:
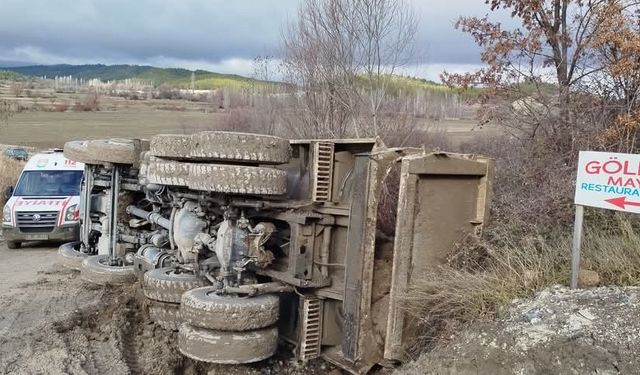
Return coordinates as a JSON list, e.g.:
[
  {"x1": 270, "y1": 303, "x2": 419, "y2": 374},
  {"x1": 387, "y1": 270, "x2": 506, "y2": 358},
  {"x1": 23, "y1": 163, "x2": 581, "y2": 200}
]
[
  {"x1": 65, "y1": 204, "x2": 78, "y2": 222},
  {"x1": 2, "y1": 205, "x2": 11, "y2": 223}
]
